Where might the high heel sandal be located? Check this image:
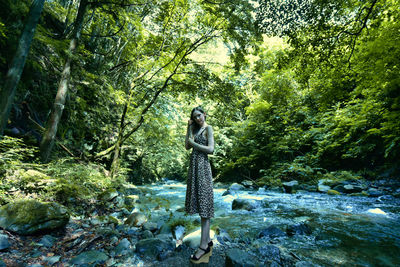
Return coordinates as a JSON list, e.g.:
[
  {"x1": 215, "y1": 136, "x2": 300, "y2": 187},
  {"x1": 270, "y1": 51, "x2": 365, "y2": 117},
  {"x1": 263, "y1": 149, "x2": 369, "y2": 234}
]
[
  {"x1": 208, "y1": 240, "x2": 213, "y2": 256},
  {"x1": 190, "y1": 245, "x2": 211, "y2": 264}
]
